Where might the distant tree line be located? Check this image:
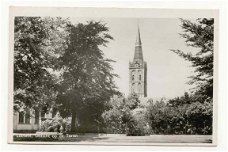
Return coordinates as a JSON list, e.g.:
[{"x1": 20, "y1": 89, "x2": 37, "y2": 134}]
[
  {"x1": 102, "y1": 92, "x2": 212, "y2": 135},
  {"x1": 147, "y1": 93, "x2": 212, "y2": 135}
]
